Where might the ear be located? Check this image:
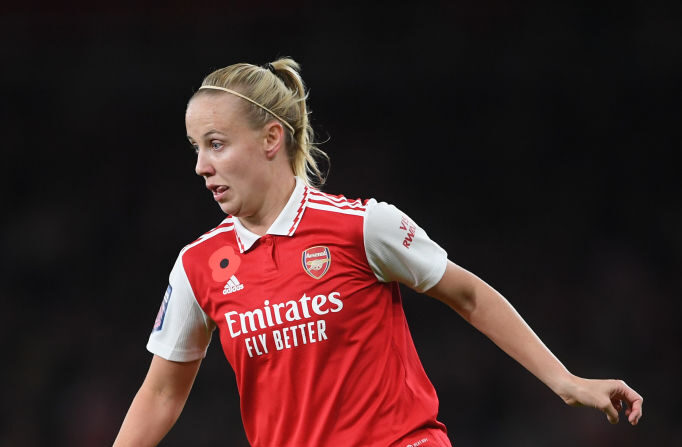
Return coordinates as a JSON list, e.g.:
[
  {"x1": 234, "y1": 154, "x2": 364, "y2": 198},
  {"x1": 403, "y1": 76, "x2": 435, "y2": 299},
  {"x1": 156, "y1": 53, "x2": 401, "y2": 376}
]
[{"x1": 263, "y1": 121, "x2": 285, "y2": 161}]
